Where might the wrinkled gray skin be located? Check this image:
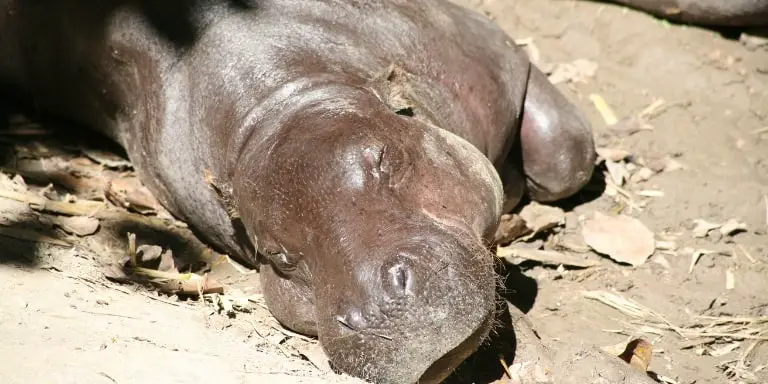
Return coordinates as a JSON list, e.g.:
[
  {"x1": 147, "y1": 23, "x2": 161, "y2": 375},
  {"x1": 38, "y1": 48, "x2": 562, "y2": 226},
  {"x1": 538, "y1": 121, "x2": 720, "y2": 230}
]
[
  {"x1": 0, "y1": 1, "x2": 595, "y2": 383},
  {"x1": 604, "y1": 0, "x2": 768, "y2": 26}
]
